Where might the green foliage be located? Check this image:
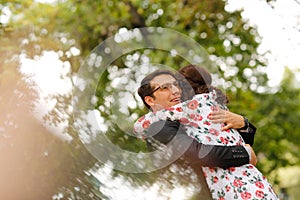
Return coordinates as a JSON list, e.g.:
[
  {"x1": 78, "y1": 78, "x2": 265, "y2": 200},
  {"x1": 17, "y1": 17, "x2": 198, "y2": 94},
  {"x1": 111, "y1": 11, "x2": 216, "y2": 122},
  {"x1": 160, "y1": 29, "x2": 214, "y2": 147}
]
[
  {"x1": 253, "y1": 70, "x2": 300, "y2": 172},
  {"x1": 1, "y1": 0, "x2": 299, "y2": 199},
  {"x1": 228, "y1": 68, "x2": 300, "y2": 186}
]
